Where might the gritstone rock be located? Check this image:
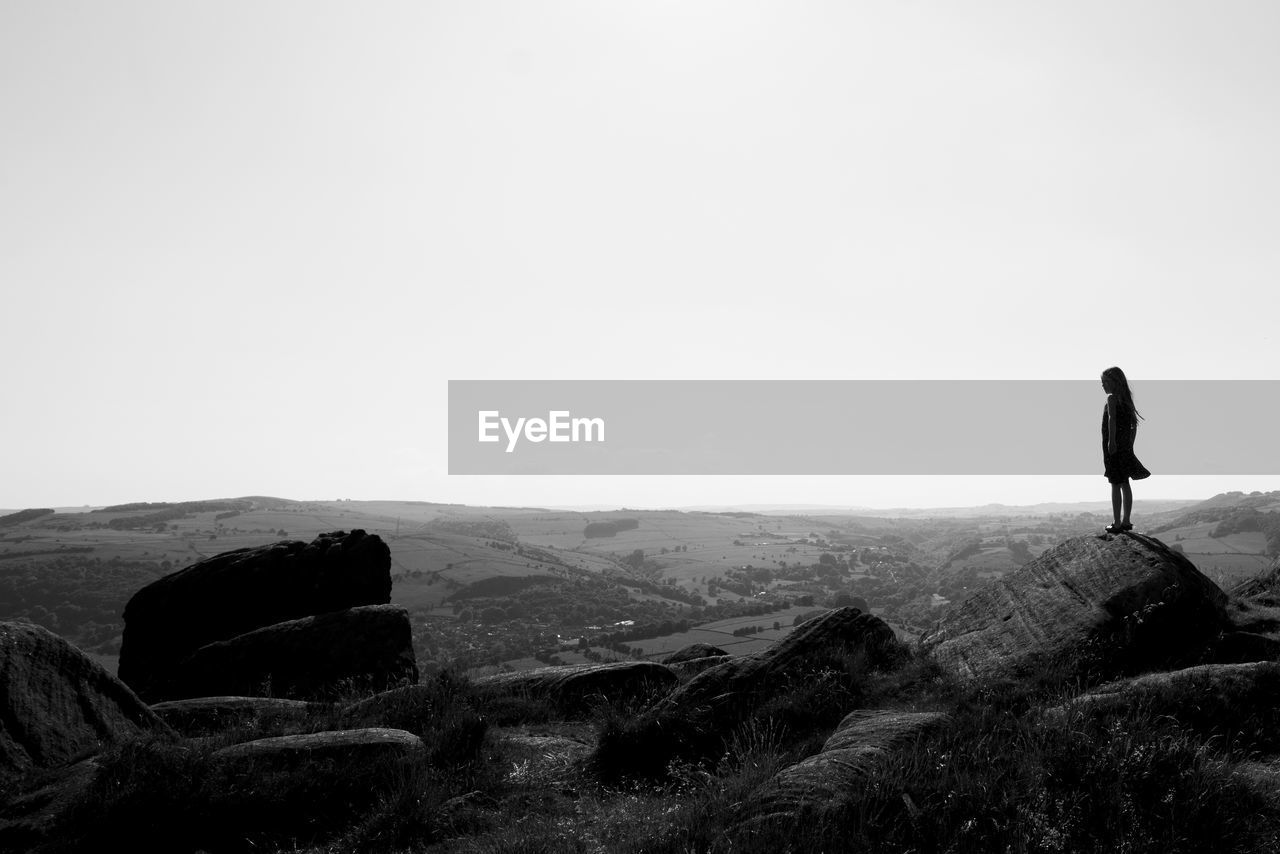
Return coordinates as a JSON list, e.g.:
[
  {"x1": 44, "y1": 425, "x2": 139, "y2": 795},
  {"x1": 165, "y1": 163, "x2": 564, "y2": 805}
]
[
  {"x1": 663, "y1": 643, "x2": 729, "y2": 664},
  {"x1": 600, "y1": 608, "x2": 903, "y2": 775},
  {"x1": 736, "y1": 709, "x2": 949, "y2": 833},
  {"x1": 1046, "y1": 660, "x2": 1280, "y2": 729},
  {"x1": 149, "y1": 696, "x2": 323, "y2": 738},
  {"x1": 0, "y1": 622, "x2": 172, "y2": 781},
  {"x1": 168, "y1": 604, "x2": 418, "y2": 701},
  {"x1": 119, "y1": 529, "x2": 391, "y2": 701},
  {"x1": 646, "y1": 608, "x2": 900, "y2": 726},
  {"x1": 473, "y1": 661, "x2": 677, "y2": 715},
  {"x1": 918, "y1": 533, "x2": 1228, "y2": 681}
]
